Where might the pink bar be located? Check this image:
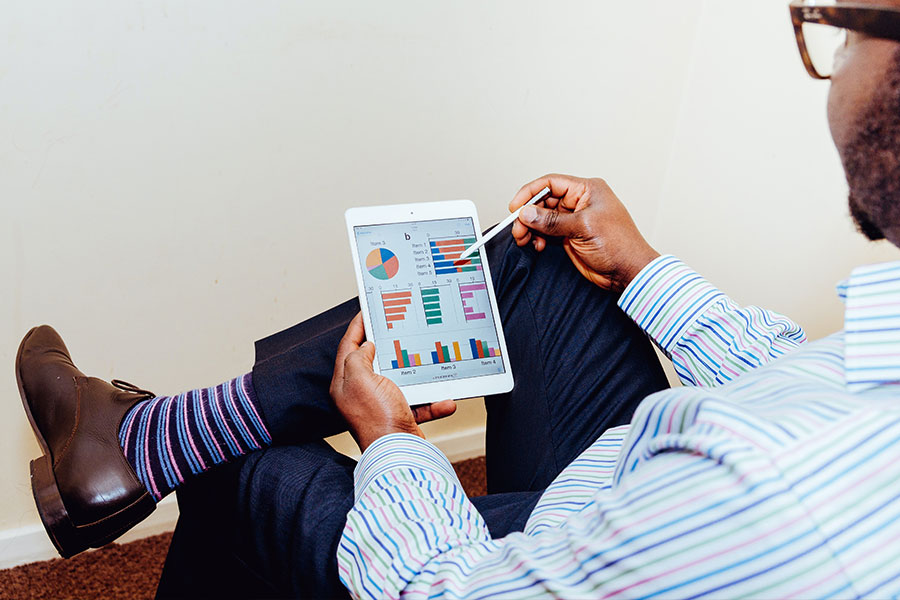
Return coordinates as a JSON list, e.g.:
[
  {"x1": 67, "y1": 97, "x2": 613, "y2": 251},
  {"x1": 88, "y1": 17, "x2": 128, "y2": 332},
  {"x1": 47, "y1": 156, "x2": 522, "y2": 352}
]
[
  {"x1": 489, "y1": 348, "x2": 496, "y2": 357},
  {"x1": 466, "y1": 313, "x2": 486, "y2": 320},
  {"x1": 461, "y1": 292, "x2": 474, "y2": 299},
  {"x1": 459, "y1": 283, "x2": 487, "y2": 293},
  {"x1": 464, "y1": 307, "x2": 474, "y2": 313}
]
